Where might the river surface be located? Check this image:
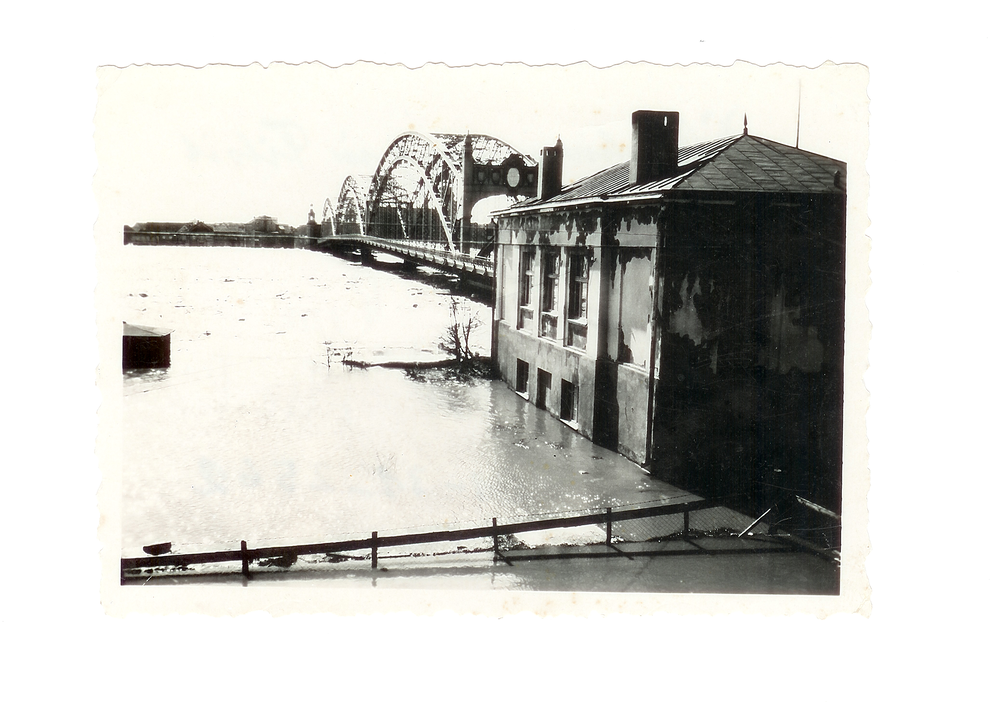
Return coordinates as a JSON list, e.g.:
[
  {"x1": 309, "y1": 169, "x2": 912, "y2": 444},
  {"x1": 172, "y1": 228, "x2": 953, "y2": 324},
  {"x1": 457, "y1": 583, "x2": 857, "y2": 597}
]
[{"x1": 121, "y1": 246, "x2": 690, "y2": 553}]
